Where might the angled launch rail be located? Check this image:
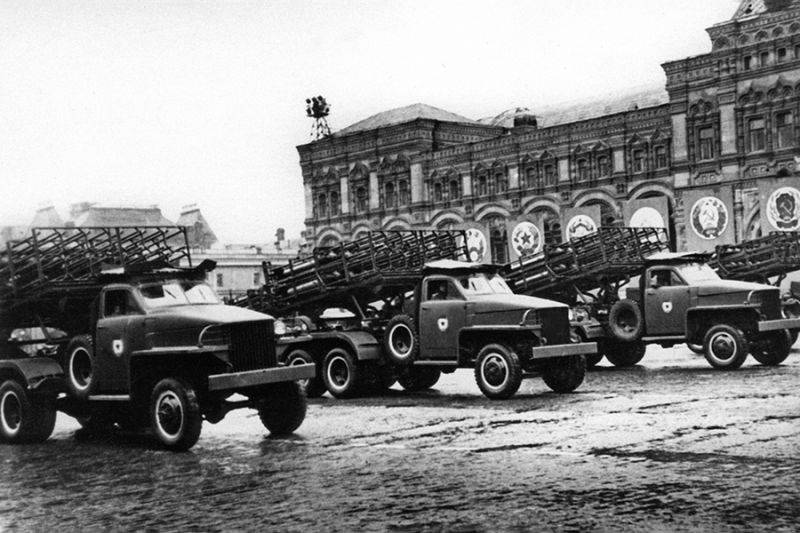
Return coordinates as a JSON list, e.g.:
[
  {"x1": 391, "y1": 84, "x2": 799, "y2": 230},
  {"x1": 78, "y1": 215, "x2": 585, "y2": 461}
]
[
  {"x1": 503, "y1": 227, "x2": 671, "y2": 302},
  {"x1": 235, "y1": 230, "x2": 470, "y2": 316},
  {"x1": 0, "y1": 226, "x2": 191, "y2": 329},
  {"x1": 710, "y1": 232, "x2": 800, "y2": 285}
]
